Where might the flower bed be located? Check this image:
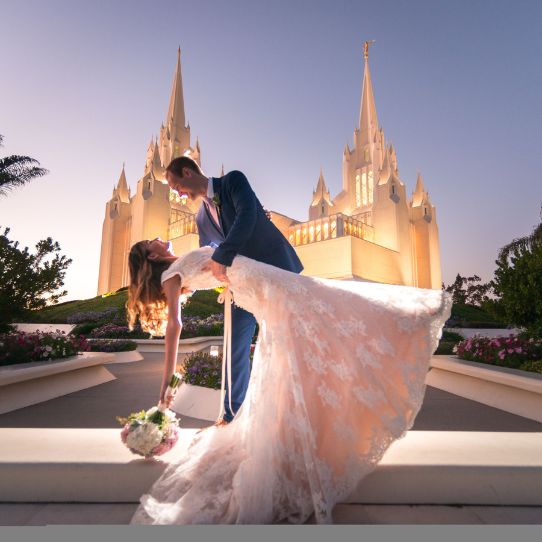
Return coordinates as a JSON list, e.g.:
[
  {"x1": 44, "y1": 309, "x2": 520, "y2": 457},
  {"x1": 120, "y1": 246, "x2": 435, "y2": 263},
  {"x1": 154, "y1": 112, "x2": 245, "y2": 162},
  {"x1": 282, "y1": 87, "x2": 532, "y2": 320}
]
[
  {"x1": 87, "y1": 339, "x2": 138, "y2": 353},
  {"x1": 181, "y1": 314, "x2": 224, "y2": 338},
  {"x1": 181, "y1": 352, "x2": 222, "y2": 389},
  {"x1": 67, "y1": 308, "x2": 122, "y2": 325},
  {"x1": 87, "y1": 323, "x2": 150, "y2": 340},
  {"x1": 180, "y1": 344, "x2": 256, "y2": 389},
  {"x1": 84, "y1": 314, "x2": 226, "y2": 340},
  {"x1": 0, "y1": 331, "x2": 89, "y2": 367},
  {"x1": 454, "y1": 334, "x2": 542, "y2": 374}
]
